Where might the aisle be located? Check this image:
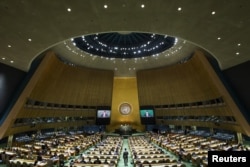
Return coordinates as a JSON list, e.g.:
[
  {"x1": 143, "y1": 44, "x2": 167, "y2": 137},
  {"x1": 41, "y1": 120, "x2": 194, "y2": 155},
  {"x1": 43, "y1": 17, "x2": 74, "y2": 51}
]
[{"x1": 118, "y1": 138, "x2": 133, "y2": 167}]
